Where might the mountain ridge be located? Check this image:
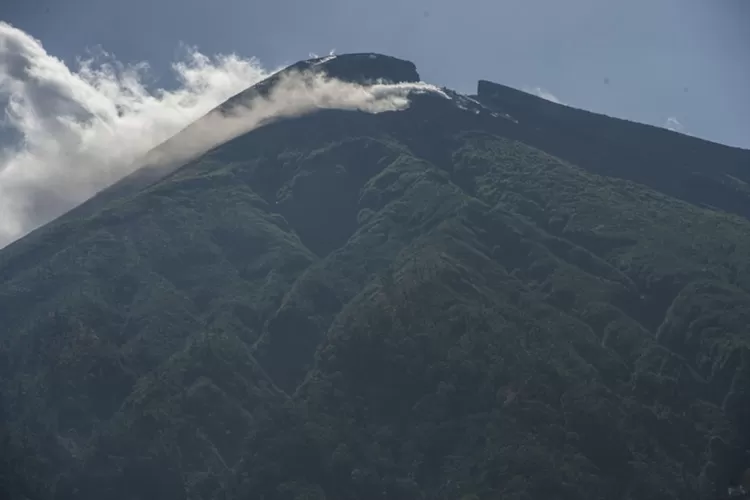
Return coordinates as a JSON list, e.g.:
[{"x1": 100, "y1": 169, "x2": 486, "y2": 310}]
[{"x1": 474, "y1": 79, "x2": 750, "y2": 219}]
